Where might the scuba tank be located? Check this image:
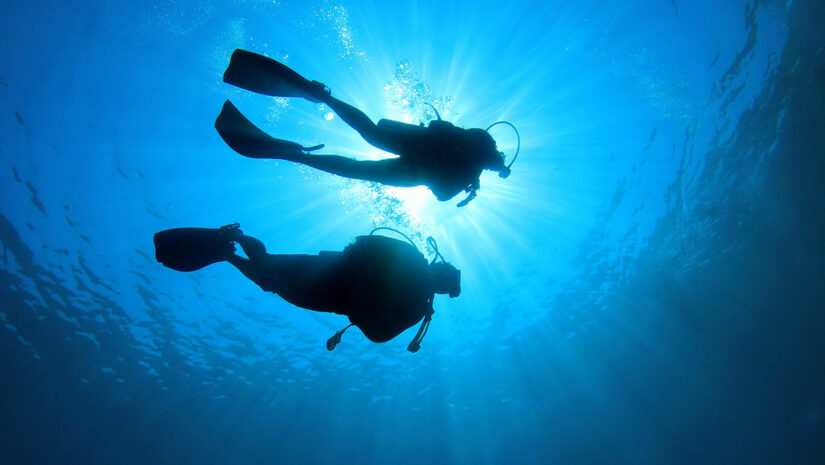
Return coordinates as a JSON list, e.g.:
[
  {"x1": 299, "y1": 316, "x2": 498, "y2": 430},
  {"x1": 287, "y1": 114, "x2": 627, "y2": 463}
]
[{"x1": 326, "y1": 227, "x2": 452, "y2": 353}]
